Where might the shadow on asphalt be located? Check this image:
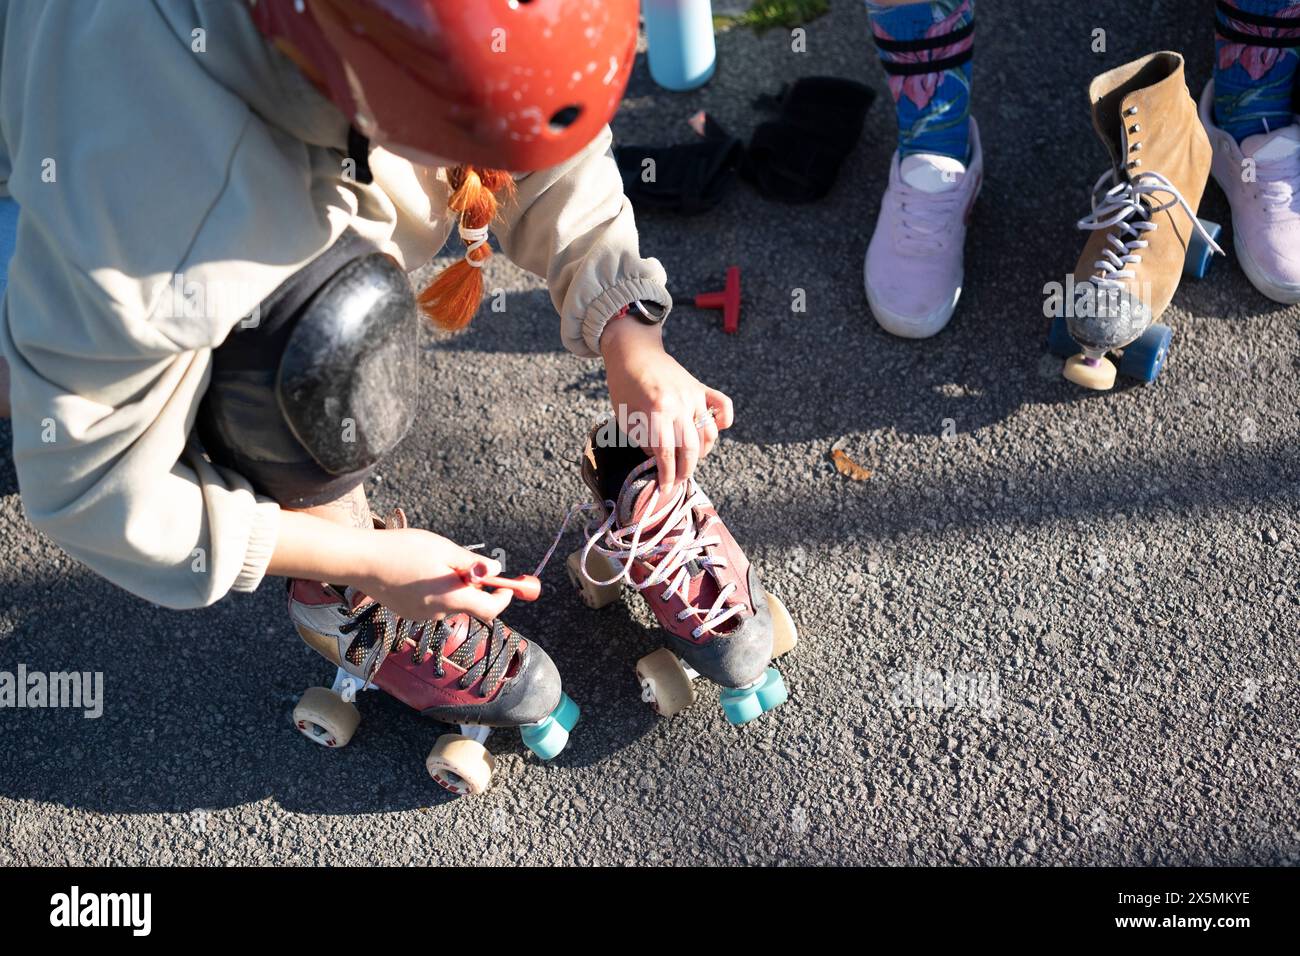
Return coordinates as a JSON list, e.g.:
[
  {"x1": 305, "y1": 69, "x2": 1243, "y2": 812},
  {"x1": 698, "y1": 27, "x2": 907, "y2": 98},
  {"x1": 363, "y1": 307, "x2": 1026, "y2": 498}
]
[
  {"x1": 0, "y1": 426, "x2": 1293, "y2": 817},
  {"x1": 0, "y1": 553, "x2": 669, "y2": 815},
  {"x1": 422, "y1": 281, "x2": 1276, "y2": 454},
  {"x1": 1, "y1": 2, "x2": 1295, "y2": 851}
]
